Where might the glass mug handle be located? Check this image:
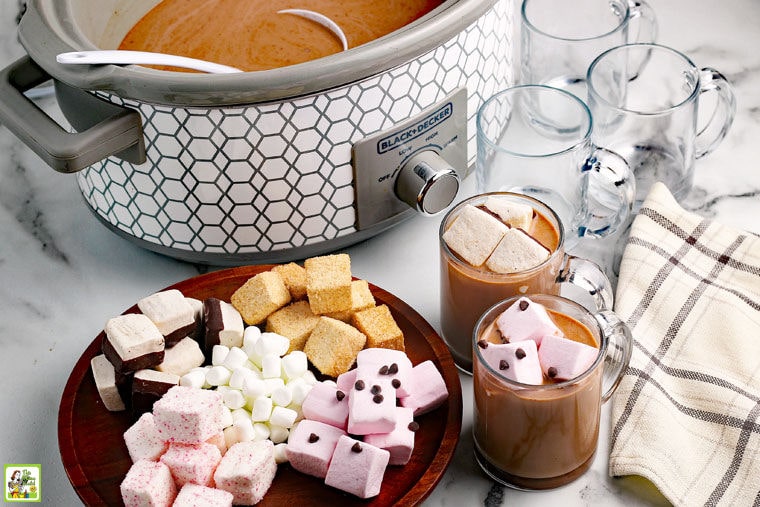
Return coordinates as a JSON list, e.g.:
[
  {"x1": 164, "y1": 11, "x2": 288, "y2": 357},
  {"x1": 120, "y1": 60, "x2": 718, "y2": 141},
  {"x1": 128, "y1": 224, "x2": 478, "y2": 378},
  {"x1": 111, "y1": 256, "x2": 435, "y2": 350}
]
[
  {"x1": 594, "y1": 309, "x2": 633, "y2": 402},
  {"x1": 577, "y1": 147, "x2": 635, "y2": 239},
  {"x1": 695, "y1": 68, "x2": 737, "y2": 159},
  {"x1": 627, "y1": 0, "x2": 658, "y2": 45},
  {"x1": 557, "y1": 254, "x2": 614, "y2": 311}
]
